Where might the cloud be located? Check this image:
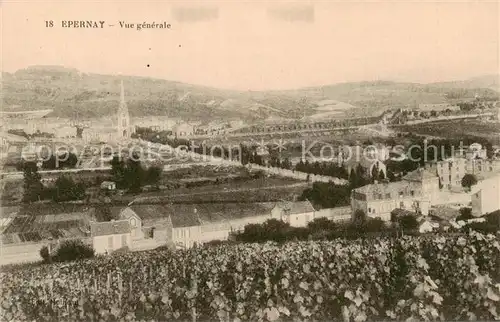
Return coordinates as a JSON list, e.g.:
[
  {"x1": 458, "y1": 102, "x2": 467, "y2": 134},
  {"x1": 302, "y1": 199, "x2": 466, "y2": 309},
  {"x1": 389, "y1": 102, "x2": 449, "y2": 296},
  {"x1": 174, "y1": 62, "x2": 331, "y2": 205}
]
[
  {"x1": 172, "y1": 6, "x2": 219, "y2": 23},
  {"x1": 267, "y1": 4, "x2": 314, "y2": 23}
]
